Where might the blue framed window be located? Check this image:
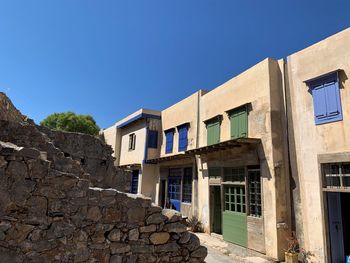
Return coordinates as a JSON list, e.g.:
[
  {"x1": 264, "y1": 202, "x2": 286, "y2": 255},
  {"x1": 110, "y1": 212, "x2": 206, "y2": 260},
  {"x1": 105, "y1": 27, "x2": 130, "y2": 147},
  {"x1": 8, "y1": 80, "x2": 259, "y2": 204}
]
[
  {"x1": 307, "y1": 72, "x2": 343, "y2": 125},
  {"x1": 178, "y1": 124, "x2": 188, "y2": 152},
  {"x1": 130, "y1": 170, "x2": 139, "y2": 194},
  {"x1": 182, "y1": 167, "x2": 192, "y2": 203},
  {"x1": 165, "y1": 129, "x2": 174, "y2": 154},
  {"x1": 148, "y1": 130, "x2": 158, "y2": 148}
]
